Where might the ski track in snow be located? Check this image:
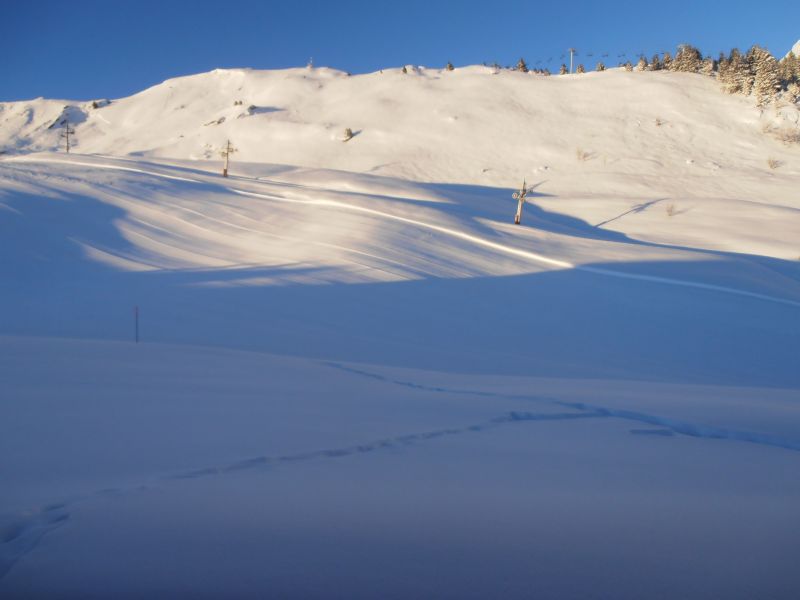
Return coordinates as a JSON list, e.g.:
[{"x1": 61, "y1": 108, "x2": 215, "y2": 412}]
[
  {"x1": 323, "y1": 362, "x2": 800, "y2": 452},
  {"x1": 0, "y1": 408, "x2": 604, "y2": 581},
  {"x1": 2, "y1": 360, "x2": 799, "y2": 582},
  {"x1": 3, "y1": 156, "x2": 800, "y2": 582},
  {"x1": 7, "y1": 155, "x2": 800, "y2": 309}
]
